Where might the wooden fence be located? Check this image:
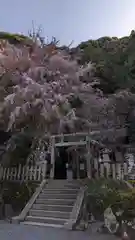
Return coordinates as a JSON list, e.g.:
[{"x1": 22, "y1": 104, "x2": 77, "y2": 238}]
[
  {"x1": 0, "y1": 161, "x2": 130, "y2": 182},
  {"x1": 93, "y1": 161, "x2": 128, "y2": 180},
  {"x1": 0, "y1": 163, "x2": 47, "y2": 182}
]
